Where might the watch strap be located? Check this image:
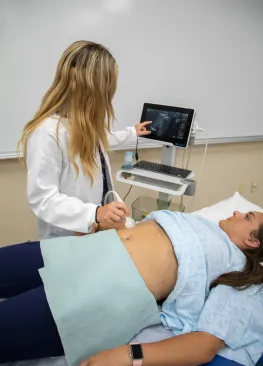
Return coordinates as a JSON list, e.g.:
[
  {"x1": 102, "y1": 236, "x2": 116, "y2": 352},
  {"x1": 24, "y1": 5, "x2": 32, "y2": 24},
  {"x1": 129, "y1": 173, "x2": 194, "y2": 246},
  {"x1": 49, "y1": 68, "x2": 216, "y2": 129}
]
[{"x1": 130, "y1": 343, "x2": 143, "y2": 366}]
